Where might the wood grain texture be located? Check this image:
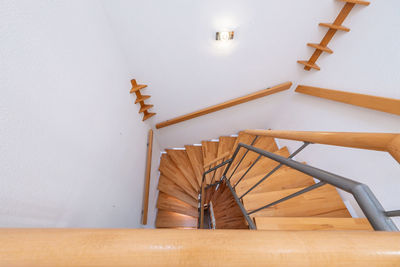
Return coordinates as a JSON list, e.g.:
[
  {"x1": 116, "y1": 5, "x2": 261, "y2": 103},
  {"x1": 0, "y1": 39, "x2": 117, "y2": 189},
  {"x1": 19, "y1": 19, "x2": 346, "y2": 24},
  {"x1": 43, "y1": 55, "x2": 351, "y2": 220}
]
[
  {"x1": 296, "y1": 85, "x2": 400, "y2": 116},
  {"x1": 159, "y1": 154, "x2": 198, "y2": 198},
  {"x1": 155, "y1": 82, "x2": 292, "y2": 129},
  {"x1": 166, "y1": 149, "x2": 199, "y2": 192},
  {"x1": 254, "y1": 217, "x2": 373, "y2": 231},
  {"x1": 202, "y1": 141, "x2": 219, "y2": 184},
  {"x1": 235, "y1": 164, "x2": 315, "y2": 196},
  {"x1": 1, "y1": 229, "x2": 399, "y2": 266},
  {"x1": 156, "y1": 210, "x2": 197, "y2": 228},
  {"x1": 244, "y1": 130, "x2": 400, "y2": 164},
  {"x1": 157, "y1": 175, "x2": 197, "y2": 208},
  {"x1": 214, "y1": 136, "x2": 237, "y2": 180},
  {"x1": 243, "y1": 185, "x2": 351, "y2": 218},
  {"x1": 184, "y1": 145, "x2": 204, "y2": 187},
  {"x1": 141, "y1": 129, "x2": 153, "y2": 225},
  {"x1": 157, "y1": 192, "x2": 198, "y2": 217}
]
